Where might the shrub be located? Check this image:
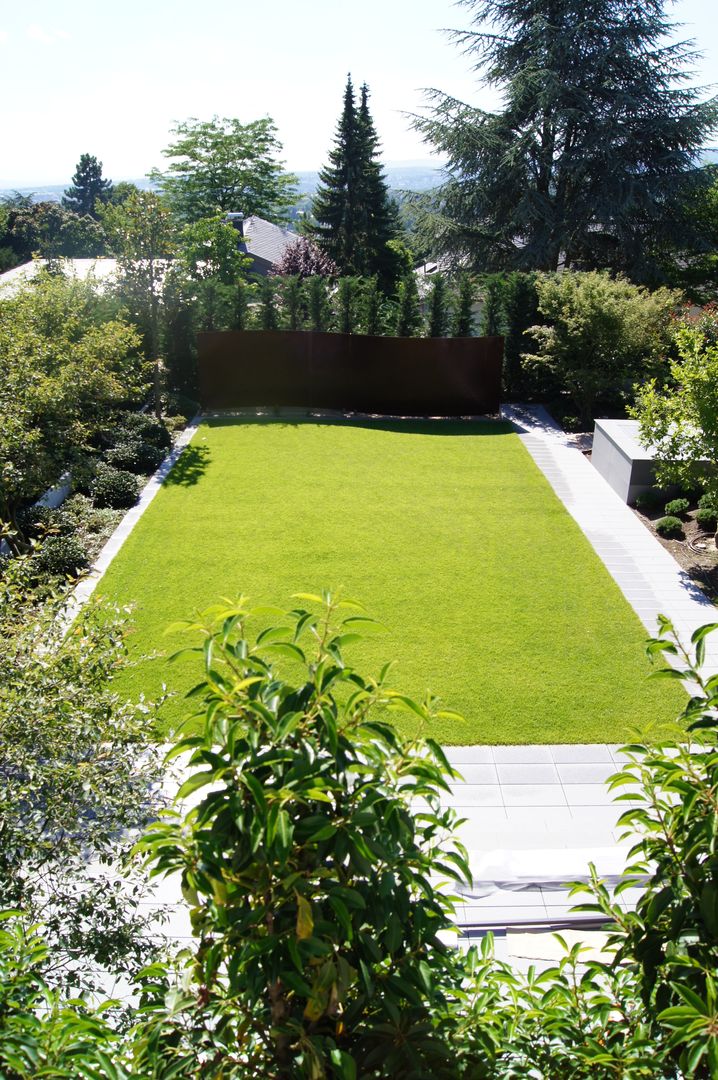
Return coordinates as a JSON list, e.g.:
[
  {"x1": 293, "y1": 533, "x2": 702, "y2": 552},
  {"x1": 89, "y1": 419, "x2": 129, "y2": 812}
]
[
  {"x1": 664, "y1": 497, "x2": 690, "y2": 517},
  {"x1": 137, "y1": 593, "x2": 469, "y2": 1077},
  {"x1": 635, "y1": 488, "x2": 666, "y2": 511},
  {"x1": 655, "y1": 514, "x2": 684, "y2": 538},
  {"x1": 33, "y1": 534, "x2": 89, "y2": 577},
  {"x1": 695, "y1": 506, "x2": 718, "y2": 531},
  {"x1": 698, "y1": 491, "x2": 718, "y2": 512},
  {"x1": 15, "y1": 503, "x2": 64, "y2": 539},
  {"x1": 105, "y1": 439, "x2": 164, "y2": 474},
  {"x1": 91, "y1": 464, "x2": 140, "y2": 509},
  {"x1": 114, "y1": 411, "x2": 172, "y2": 450}
]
